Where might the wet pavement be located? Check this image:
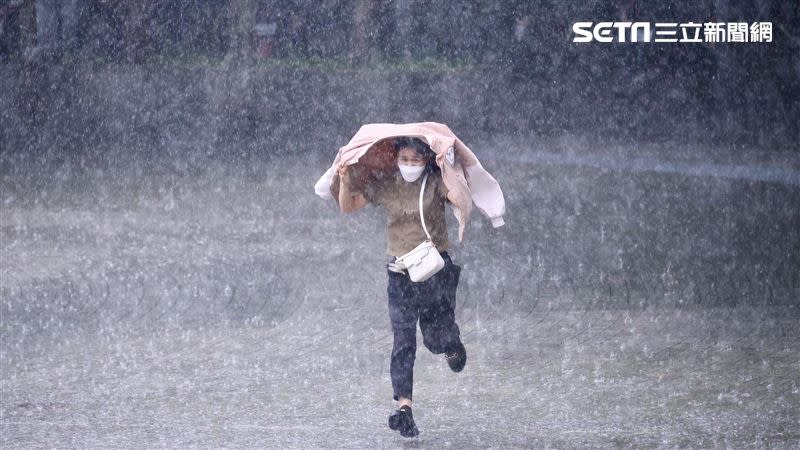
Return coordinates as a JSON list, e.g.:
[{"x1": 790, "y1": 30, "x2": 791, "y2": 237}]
[{"x1": 2, "y1": 148, "x2": 799, "y2": 447}]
